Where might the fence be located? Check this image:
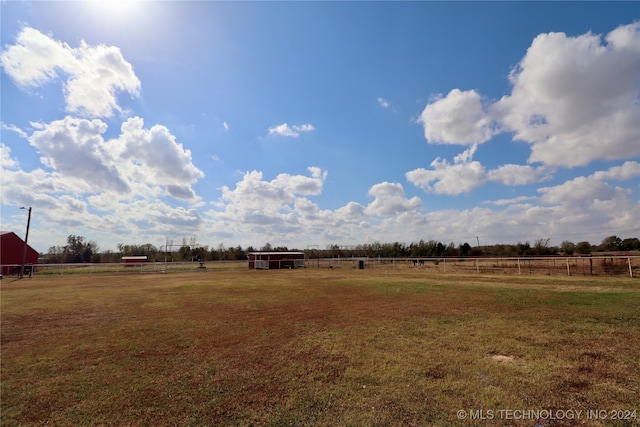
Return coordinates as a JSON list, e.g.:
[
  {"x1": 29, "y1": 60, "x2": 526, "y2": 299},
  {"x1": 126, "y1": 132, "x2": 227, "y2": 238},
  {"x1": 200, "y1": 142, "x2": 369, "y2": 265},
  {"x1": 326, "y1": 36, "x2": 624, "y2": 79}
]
[
  {"x1": 1, "y1": 260, "x2": 247, "y2": 277},
  {"x1": 2, "y1": 256, "x2": 638, "y2": 278},
  {"x1": 303, "y1": 256, "x2": 640, "y2": 277}
]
